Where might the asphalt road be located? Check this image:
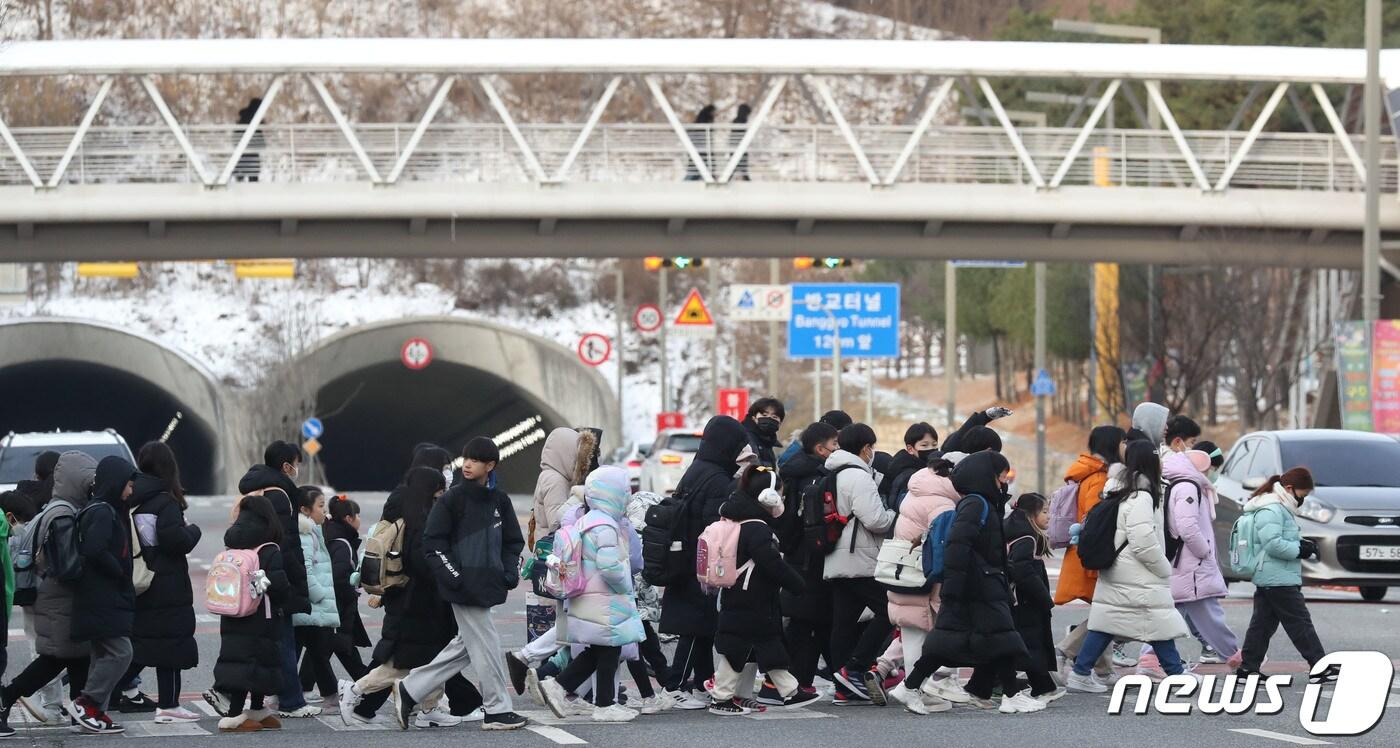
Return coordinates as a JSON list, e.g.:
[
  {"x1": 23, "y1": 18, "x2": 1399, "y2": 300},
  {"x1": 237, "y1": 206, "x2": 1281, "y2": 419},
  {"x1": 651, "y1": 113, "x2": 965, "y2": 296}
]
[{"x1": 4, "y1": 493, "x2": 1400, "y2": 746}]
